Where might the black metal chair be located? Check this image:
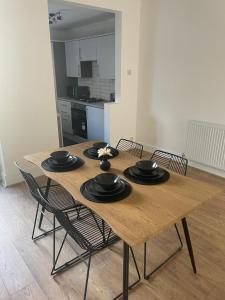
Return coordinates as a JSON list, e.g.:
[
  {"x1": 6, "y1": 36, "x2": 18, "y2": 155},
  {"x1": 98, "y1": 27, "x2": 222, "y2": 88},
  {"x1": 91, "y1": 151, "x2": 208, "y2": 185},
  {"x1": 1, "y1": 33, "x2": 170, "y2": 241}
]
[
  {"x1": 15, "y1": 162, "x2": 86, "y2": 241},
  {"x1": 37, "y1": 190, "x2": 141, "y2": 299},
  {"x1": 150, "y1": 150, "x2": 188, "y2": 175},
  {"x1": 144, "y1": 150, "x2": 189, "y2": 279},
  {"x1": 116, "y1": 138, "x2": 143, "y2": 158}
]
